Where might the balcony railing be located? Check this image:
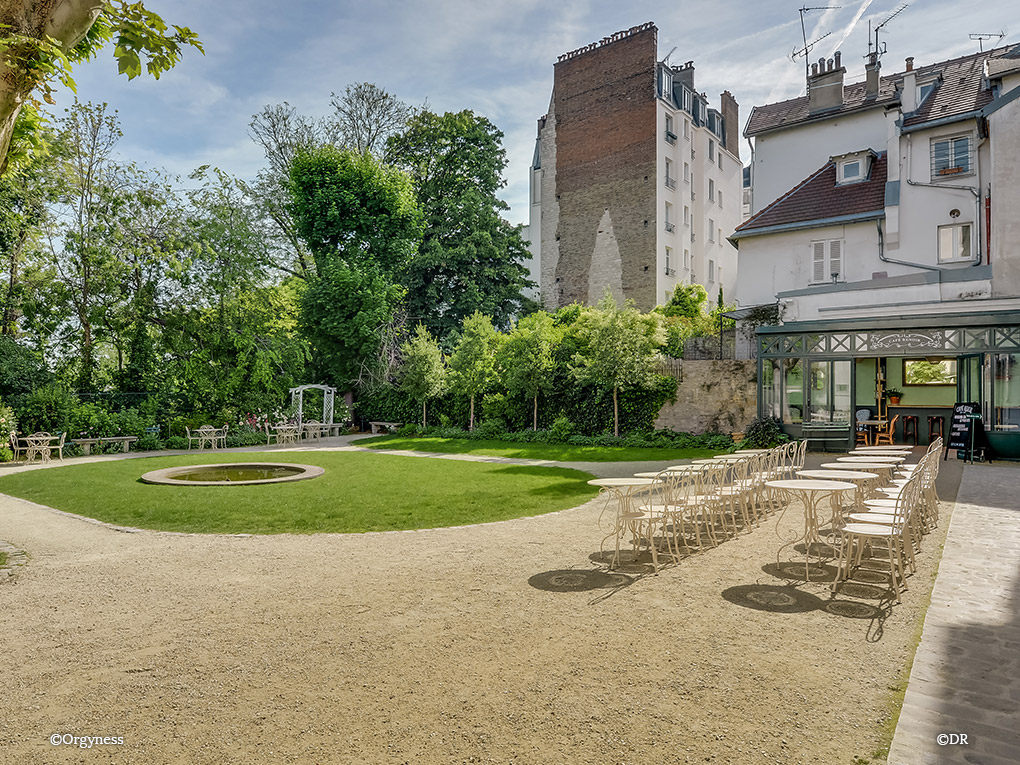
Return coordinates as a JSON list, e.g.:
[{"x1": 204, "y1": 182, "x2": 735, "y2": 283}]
[
  {"x1": 664, "y1": 175, "x2": 676, "y2": 189},
  {"x1": 664, "y1": 221, "x2": 676, "y2": 233},
  {"x1": 665, "y1": 130, "x2": 677, "y2": 144}
]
